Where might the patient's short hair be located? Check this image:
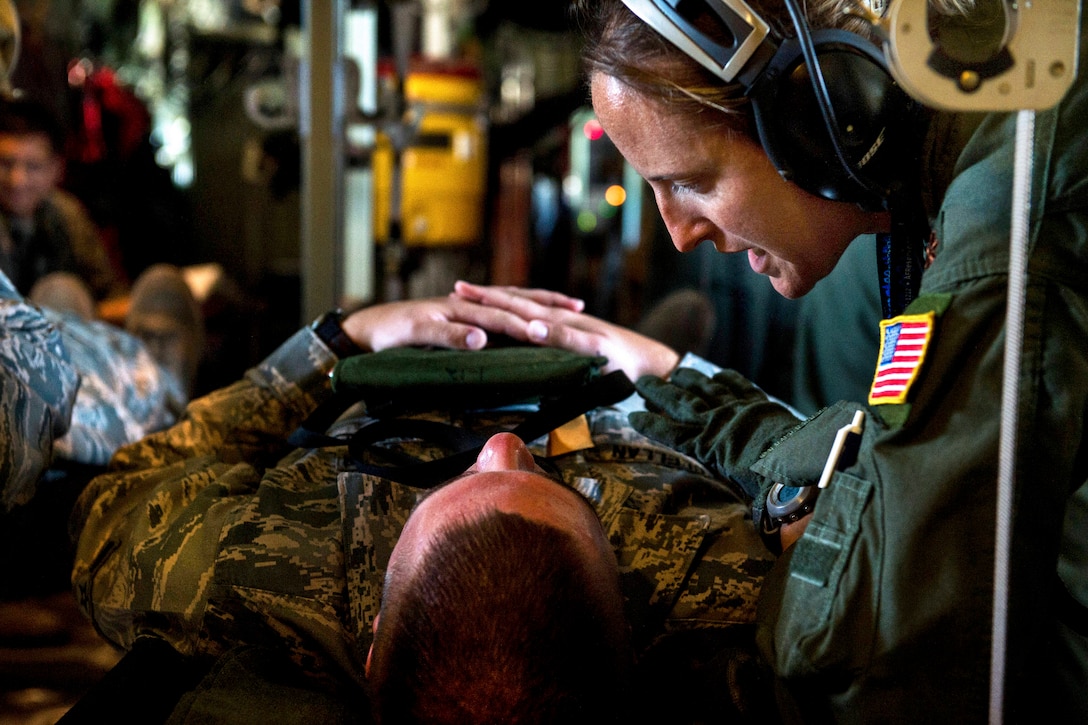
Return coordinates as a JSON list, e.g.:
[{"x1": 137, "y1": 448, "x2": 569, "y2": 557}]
[{"x1": 370, "y1": 510, "x2": 632, "y2": 724}]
